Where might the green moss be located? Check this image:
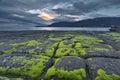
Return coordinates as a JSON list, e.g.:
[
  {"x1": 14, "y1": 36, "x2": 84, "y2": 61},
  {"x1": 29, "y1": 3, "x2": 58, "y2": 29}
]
[
  {"x1": 107, "y1": 45, "x2": 113, "y2": 49},
  {"x1": 0, "y1": 55, "x2": 50, "y2": 79},
  {"x1": 11, "y1": 40, "x2": 41, "y2": 47},
  {"x1": 74, "y1": 43, "x2": 87, "y2": 56},
  {"x1": 106, "y1": 32, "x2": 120, "y2": 37},
  {"x1": 0, "y1": 76, "x2": 23, "y2": 80},
  {"x1": 107, "y1": 32, "x2": 120, "y2": 42},
  {"x1": 75, "y1": 48, "x2": 86, "y2": 56},
  {"x1": 100, "y1": 32, "x2": 120, "y2": 42},
  {"x1": 85, "y1": 44, "x2": 112, "y2": 51},
  {"x1": 25, "y1": 40, "x2": 41, "y2": 47},
  {"x1": 63, "y1": 34, "x2": 74, "y2": 39},
  {"x1": 44, "y1": 56, "x2": 86, "y2": 80},
  {"x1": 45, "y1": 67, "x2": 86, "y2": 80},
  {"x1": 28, "y1": 48, "x2": 54, "y2": 57},
  {"x1": 46, "y1": 42, "x2": 58, "y2": 48},
  {"x1": 74, "y1": 35, "x2": 112, "y2": 52},
  {"x1": 3, "y1": 48, "x2": 16, "y2": 54},
  {"x1": 73, "y1": 35, "x2": 110, "y2": 53},
  {"x1": 49, "y1": 37, "x2": 62, "y2": 41},
  {"x1": 44, "y1": 66, "x2": 86, "y2": 80},
  {"x1": 0, "y1": 42, "x2": 4, "y2": 45},
  {"x1": 59, "y1": 40, "x2": 74, "y2": 48},
  {"x1": 73, "y1": 35, "x2": 103, "y2": 43},
  {"x1": 45, "y1": 48, "x2": 55, "y2": 57},
  {"x1": 88, "y1": 47, "x2": 110, "y2": 51},
  {"x1": 95, "y1": 69, "x2": 120, "y2": 80},
  {"x1": 73, "y1": 35, "x2": 104, "y2": 50},
  {"x1": 0, "y1": 67, "x2": 6, "y2": 75},
  {"x1": 55, "y1": 48, "x2": 78, "y2": 57},
  {"x1": 75, "y1": 43, "x2": 82, "y2": 48}
]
